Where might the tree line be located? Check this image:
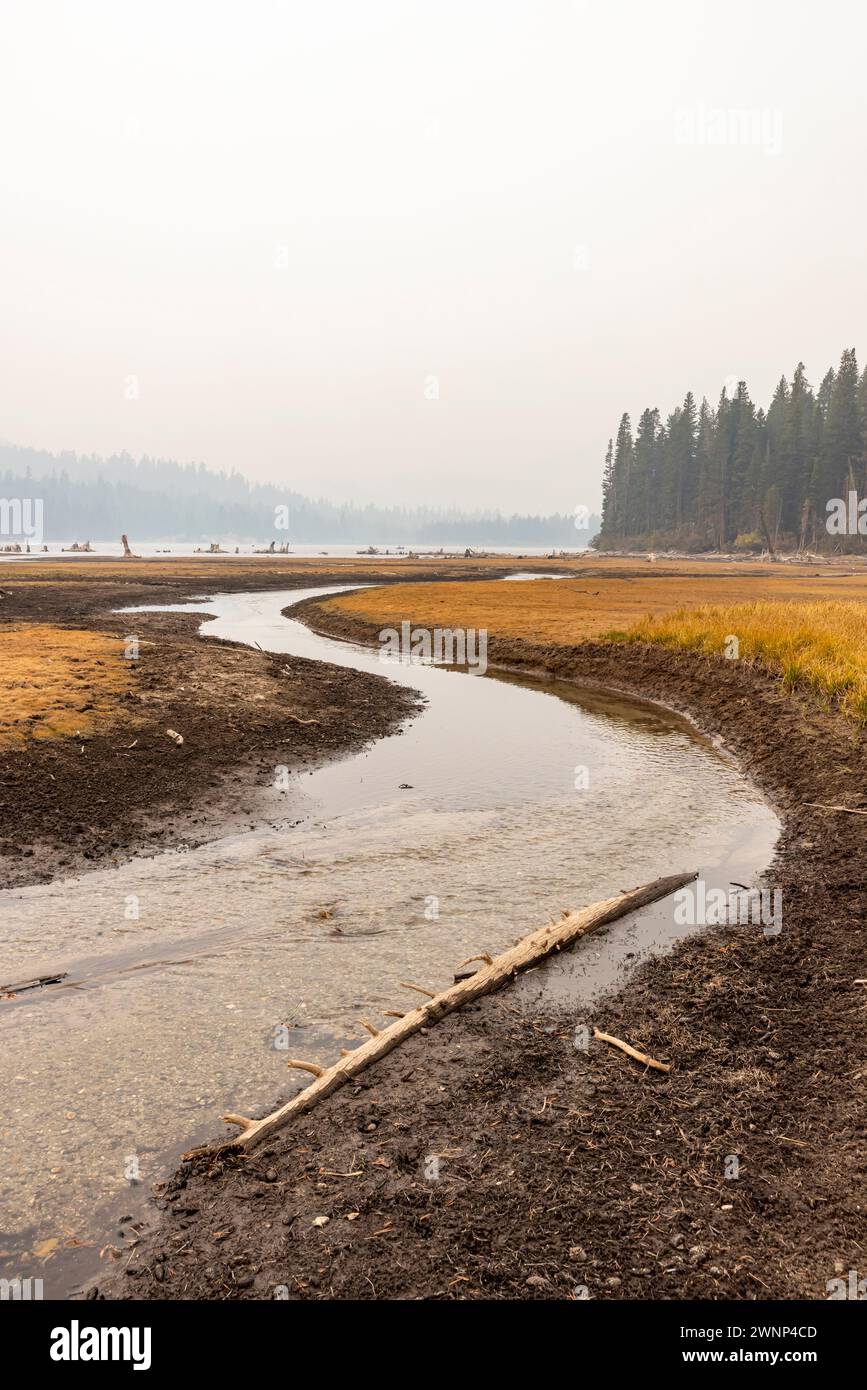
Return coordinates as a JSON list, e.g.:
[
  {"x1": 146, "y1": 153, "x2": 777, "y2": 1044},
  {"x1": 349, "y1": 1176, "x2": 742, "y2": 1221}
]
[
  {"x1": 0, "y1": 444, "x2": 597, "y2": 546},
  {"x1": 595, "y1": 348, "x2": 867, "y2": 551}
]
